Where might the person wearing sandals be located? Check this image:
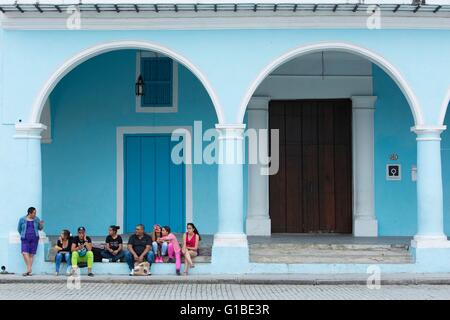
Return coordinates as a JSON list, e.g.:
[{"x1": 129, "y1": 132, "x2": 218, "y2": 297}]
[
  {"x1": 101, "y1": 225, "x2": 124, "y2": 263},
  {"x1": 151, "y1": 224, "x2": 168, "y2": 263},
  {"x1": 54, "y1": 229, "x2": 72, "y2": 276},
  {"x1": 158, "y1": 226, "x2": 181, "y2": 276},
  {"x1": 71, "y1": 226, "x2": 94, "y2": 277},
  {"x1": 17, "y1": 207, "x2": 44, "y2": 276},
  {"x1": 182, "y1": 223, "x2": 201, "y2": 276}
]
